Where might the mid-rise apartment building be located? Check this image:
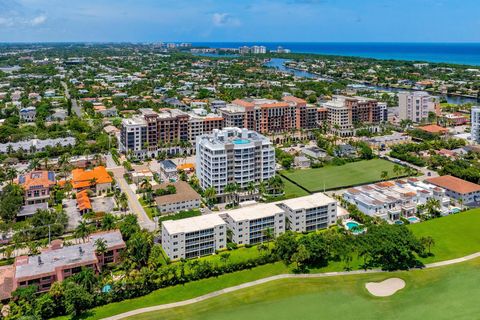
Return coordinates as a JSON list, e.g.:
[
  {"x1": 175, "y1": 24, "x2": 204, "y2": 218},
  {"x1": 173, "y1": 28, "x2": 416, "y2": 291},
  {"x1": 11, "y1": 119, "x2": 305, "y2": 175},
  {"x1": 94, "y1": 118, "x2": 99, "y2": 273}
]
[
  {"x1": 161, "y1": 214, "x2": 227, "y2": 260},
  {"x1": 195, "y1": 127, "x2": 275, "y2": 196},
  {"x1": 398, "y1": 91, "x2": 438, "y2": 123},
  {"x1": 120, "y1": 108, "x2": 223, "y2": 158},
  {"x1": 322, "y1": 95, "x2": 383, "y2": 137},
  {"x1": 471, "y1": 106, "x2": 480, "y2": 143},
  {"x1": 223, "y1": 203, "x2": 285, "y2": 245},
  {"x1": 219, "y1": 97, "x2": 317, "y2": 134},
  {"x1": 277, "y1": 193, "x2": 337, "y2": 232}
]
